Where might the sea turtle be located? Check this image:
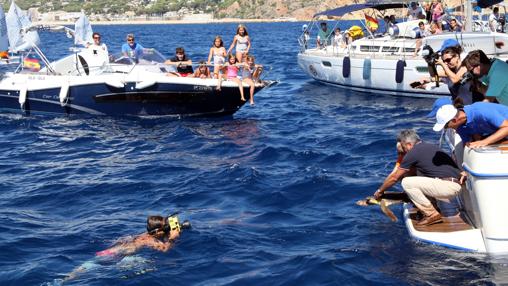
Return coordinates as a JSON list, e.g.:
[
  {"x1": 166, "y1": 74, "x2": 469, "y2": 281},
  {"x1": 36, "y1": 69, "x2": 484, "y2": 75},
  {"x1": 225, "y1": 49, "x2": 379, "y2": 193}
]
[{"x1": 356, "y1": 192, "x2": 410, "y2": 222}]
